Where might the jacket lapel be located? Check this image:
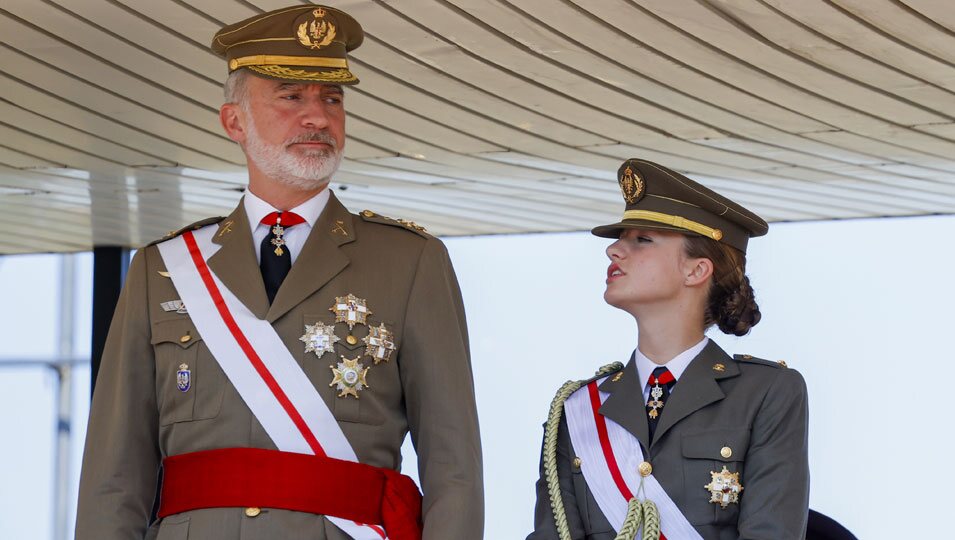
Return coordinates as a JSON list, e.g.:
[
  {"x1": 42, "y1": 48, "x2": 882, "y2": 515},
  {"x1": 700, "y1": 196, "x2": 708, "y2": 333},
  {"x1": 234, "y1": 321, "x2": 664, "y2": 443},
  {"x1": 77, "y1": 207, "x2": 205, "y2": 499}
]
[
  {"x1": 597, "y1": 354, "x2": 651, "y2": 451},
  {"x1": 206, "y1": 202, "x2": 270, "y2": 320},
  {"x1": 267, "y1": 192, "x2": 355, "y2": 322},
  {"x1": 652, "y1": 340, "x2": 739, "y2": 445}
]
